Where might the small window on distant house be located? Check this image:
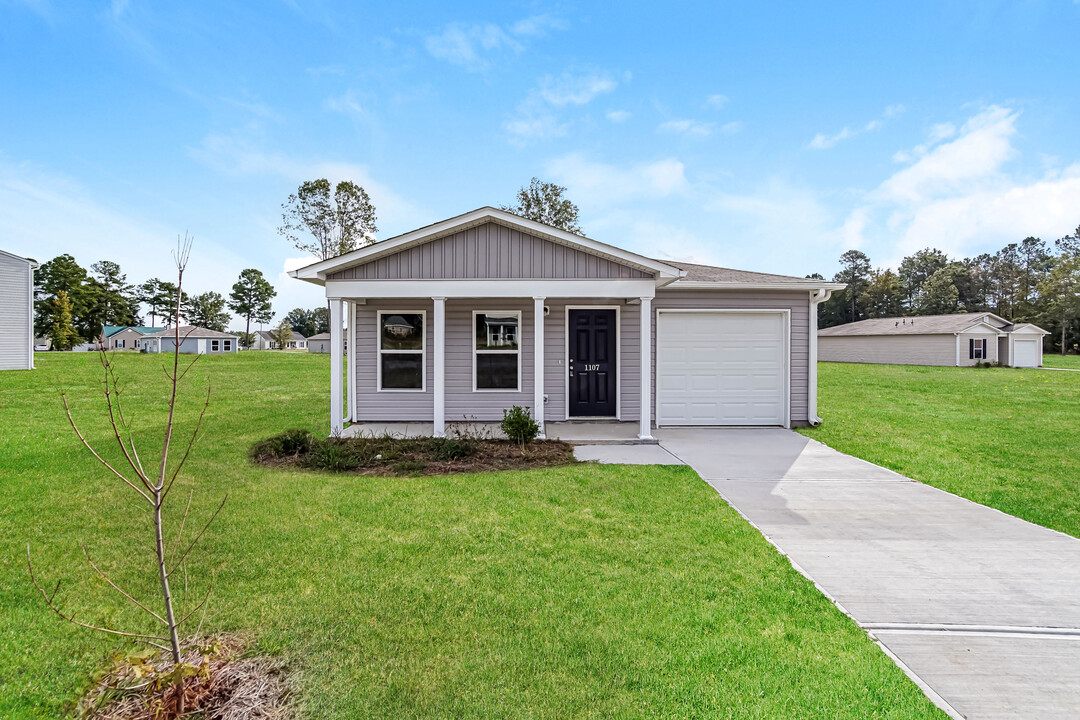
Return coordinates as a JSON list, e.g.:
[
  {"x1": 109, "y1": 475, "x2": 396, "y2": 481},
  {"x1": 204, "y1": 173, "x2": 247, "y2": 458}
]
[
  {"x1": 473, "y1": 311, "x2": 520, "y2": 391},
  {"x1": 969, "y1": 338, "x2": 987, "y2": 360},
  {"x1": 211, "y1": 339, "x2": 220, "y2": 352},
  {"x1": 379, "y1": 312, "x2": 425, "y2": 390},
  {"x1": 224, "y1": 339, "x2": 232, "y2": 352},
  {"x1": 116, "y1": 339, "x2": 125, "y2": 349}
]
